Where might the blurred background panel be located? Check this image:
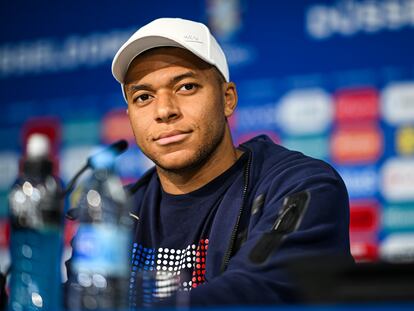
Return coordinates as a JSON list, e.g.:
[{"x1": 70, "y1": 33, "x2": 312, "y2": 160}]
[{"x1": 1, "y1": 0, "x2": 414, "y2": 266}]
